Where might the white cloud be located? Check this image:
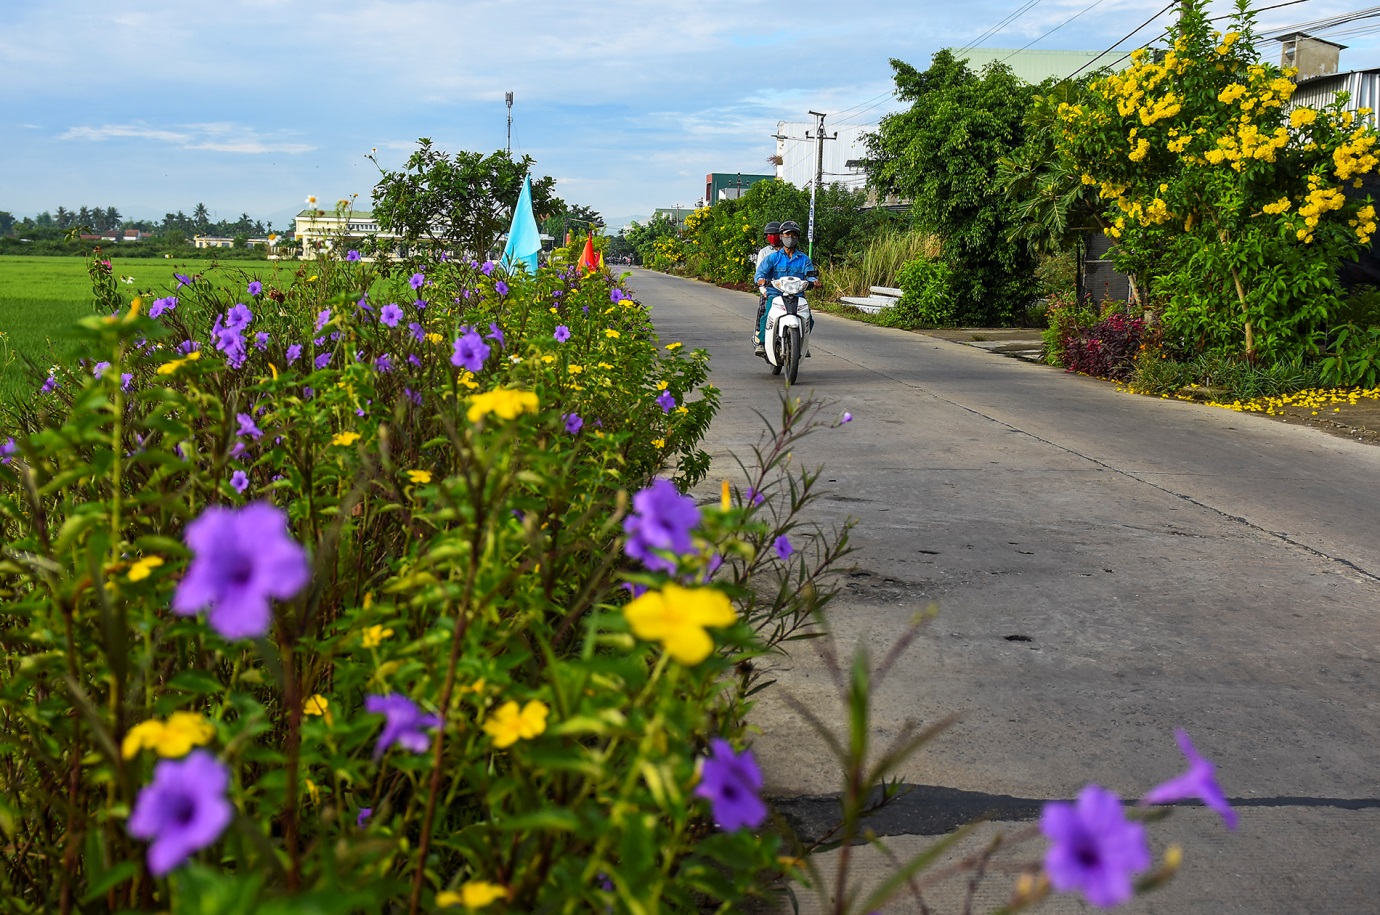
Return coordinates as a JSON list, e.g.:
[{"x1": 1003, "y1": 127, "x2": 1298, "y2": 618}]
[{"x1": 60, "y1": 122, "x2": 315, "y2": 154}]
